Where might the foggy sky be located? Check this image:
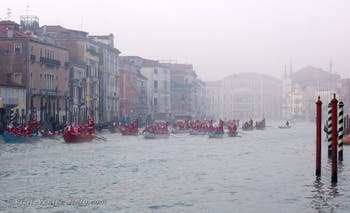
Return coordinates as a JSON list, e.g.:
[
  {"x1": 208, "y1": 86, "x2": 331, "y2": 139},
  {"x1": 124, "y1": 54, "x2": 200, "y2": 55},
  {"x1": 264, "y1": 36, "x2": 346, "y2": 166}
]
[{"x1": 3, "y1": 0, "x2": 350, "y2": 81}]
